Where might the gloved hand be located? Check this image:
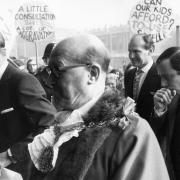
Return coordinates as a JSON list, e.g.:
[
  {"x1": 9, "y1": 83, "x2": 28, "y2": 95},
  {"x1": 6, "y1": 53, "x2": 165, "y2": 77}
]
[{"x1": 28, "y1": 127, "x2": 79, "y2": 170}]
